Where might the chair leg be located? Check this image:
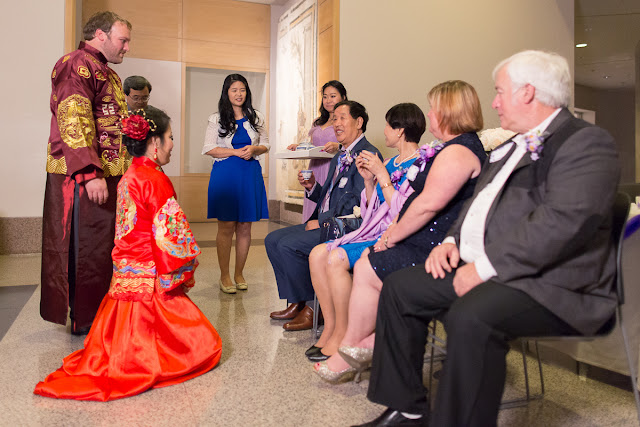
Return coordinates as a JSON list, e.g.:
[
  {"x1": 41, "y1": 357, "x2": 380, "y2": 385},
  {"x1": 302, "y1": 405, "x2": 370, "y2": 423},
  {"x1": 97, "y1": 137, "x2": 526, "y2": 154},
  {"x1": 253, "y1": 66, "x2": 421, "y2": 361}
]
[
  {"x1": 312, "y1": 294, "x2": 320, "y2": 339},
  {"x1": 534, "y1": 340, "x2": 545, "y2": 396},
  {"x1": 428, "y1": 320, "x2": 437, "y2": 402},
  {"x1": 618, "y1": 310, "x2": 640, "y2": 424},
  {"x1": 500, "y1": 339, "x2": 544, "y2": 409}
]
